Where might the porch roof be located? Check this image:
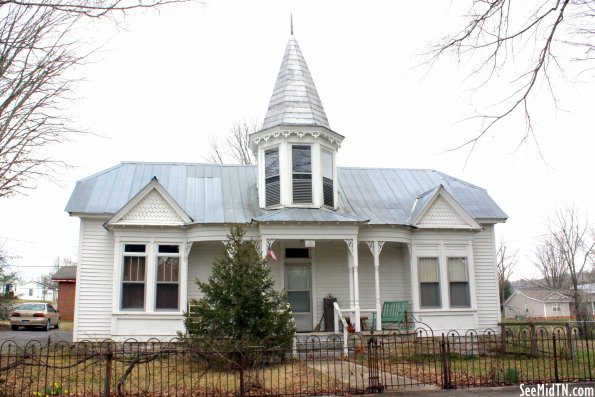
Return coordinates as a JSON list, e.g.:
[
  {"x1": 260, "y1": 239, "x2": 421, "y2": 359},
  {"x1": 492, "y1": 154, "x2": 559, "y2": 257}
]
[
  {"x1": 253, "y1": 207, "x2": 367, "y2": 223},
  {"x1": 66, "y1": 162, "x2": 507, "y2": 225}
]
